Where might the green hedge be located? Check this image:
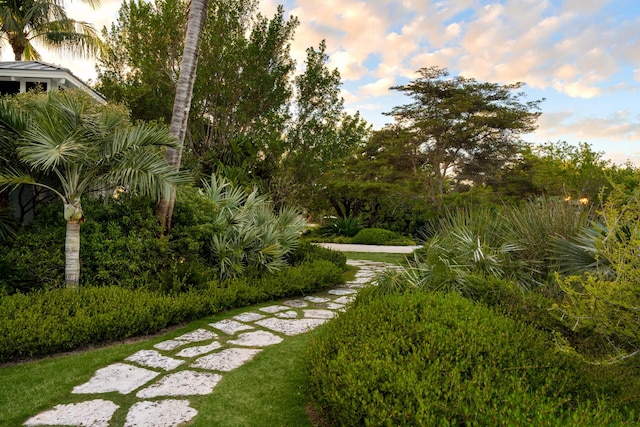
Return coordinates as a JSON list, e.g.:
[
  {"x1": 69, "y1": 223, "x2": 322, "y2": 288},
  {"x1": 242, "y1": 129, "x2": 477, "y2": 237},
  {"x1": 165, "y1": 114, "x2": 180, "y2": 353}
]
[
  {"x1": 351, "y1": 228, "x2": 415, "y2": 245},
  {"x1": 0, "y1": 260, "x2": 342, "y2": 362},
  {"x1": 307, "y1": 291, "x2": 635, "y2": 426}
]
